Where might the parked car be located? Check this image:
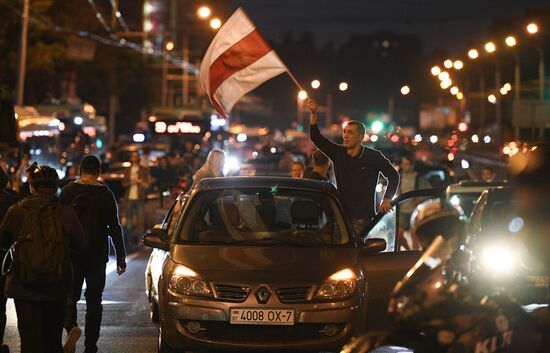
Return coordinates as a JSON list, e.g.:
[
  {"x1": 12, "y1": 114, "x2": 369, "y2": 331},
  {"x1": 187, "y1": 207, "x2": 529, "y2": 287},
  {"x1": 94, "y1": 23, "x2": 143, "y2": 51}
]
[
  {"x1": 468, "y1": 186, "x2": 548, "y2": 305},
  {"x1": 144, "y1": 177, "x2": 444, "y2": 352},
  {"x1": 445, "y1": 180, "x2": 509, "y2": 219}
]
